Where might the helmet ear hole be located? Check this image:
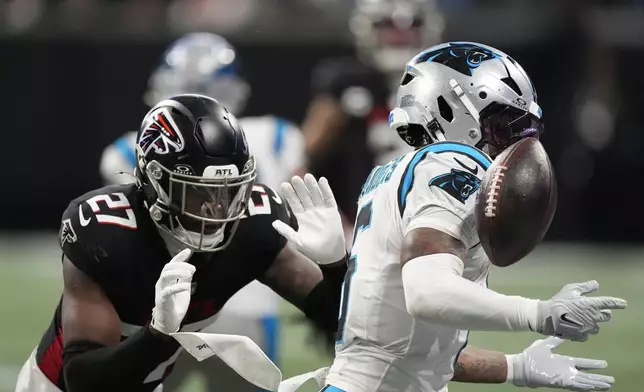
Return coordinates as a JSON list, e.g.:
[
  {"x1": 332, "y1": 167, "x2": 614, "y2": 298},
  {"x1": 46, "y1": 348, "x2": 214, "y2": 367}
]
[
  {"x1": 401, "y1": 73, "x2": 415, "y2": 86},
  {"x1": 501, "y1": 76, "x2": 522, "y2": 96},
  {"x1": 170, "y1": 107, "x2": 184, "y2": 117},
  {"x1": 437, "y1": 95, "x2": 453, "y2": 122},
  {"x1": 396, "y1": 123, "x2": 431, "y2": 148}
]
